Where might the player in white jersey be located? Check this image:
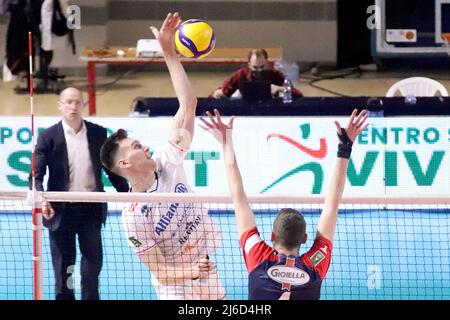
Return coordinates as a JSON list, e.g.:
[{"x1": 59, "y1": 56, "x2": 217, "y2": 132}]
[{"x1": 100, "y1": 12, "x2": 225, "y2": 300}]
